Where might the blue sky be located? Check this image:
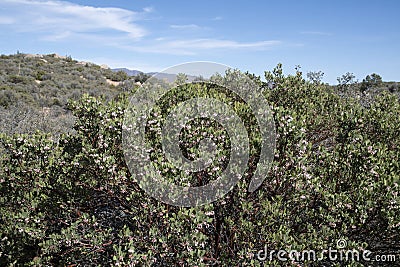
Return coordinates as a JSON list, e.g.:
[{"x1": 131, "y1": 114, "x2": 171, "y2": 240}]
[{"x1": 0, "y1": 0, "x2": 399, "y2": 84}]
